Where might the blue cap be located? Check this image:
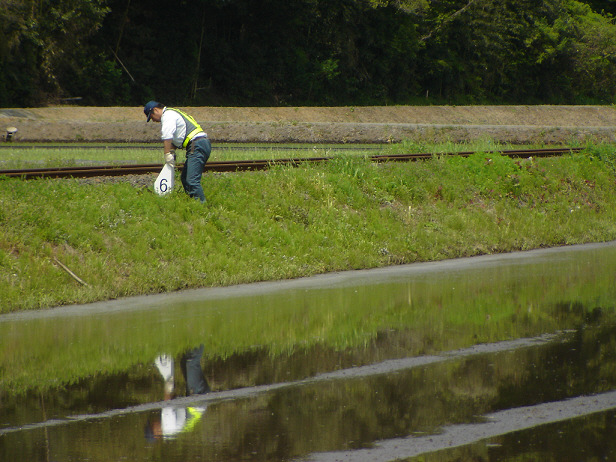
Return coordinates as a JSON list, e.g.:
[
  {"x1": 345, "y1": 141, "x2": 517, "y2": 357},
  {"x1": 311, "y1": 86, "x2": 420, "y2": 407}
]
[{"x1": 144, "y1": 101, "x2": 159, "y2": 122}]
